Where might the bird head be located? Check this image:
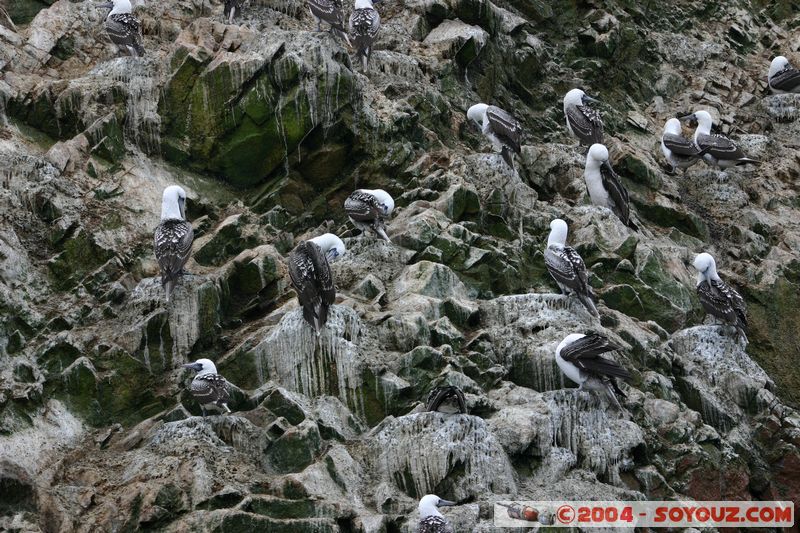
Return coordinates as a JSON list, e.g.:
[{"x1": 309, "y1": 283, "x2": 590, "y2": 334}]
[
  {"x1": 182, "y1": 358, "x2": 217, "y2": 376},
  {"x1": 663, "y1": 118, "x2": 682, "y2": 135},
  {"x1": 310, "y1": 233, "x2": 347, "y2": 262},
  {"x1": 692, "y1": 252, "x2": 719, "y2": 281},
  {"x1": 418, "y1": 494, "x2": 456, "y2": 518},
  {"x1": 99, "y1": 0, "x2": 133, "y2": 15},
  {"x1": 679, "y1": 110, "x2": 712, "y2": 133},
  {"x1": 564, "y1": 88, "x2": 596, "y2": 107},
  {"x1": 161, "y1": 185, "x2": 188, "y2": 221},
  {"x1": 547, "y1": 218, "x2": 568, "y2": 247},
  {"x1": 368, "y1": 189, "x2": 395, "y2": 216},
  {"x1": 466, "y1": 103, "x2": 489, "y2": 127},
  {"x1": 769, "y1": 55, "x2": 791, "y2": 79}
]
